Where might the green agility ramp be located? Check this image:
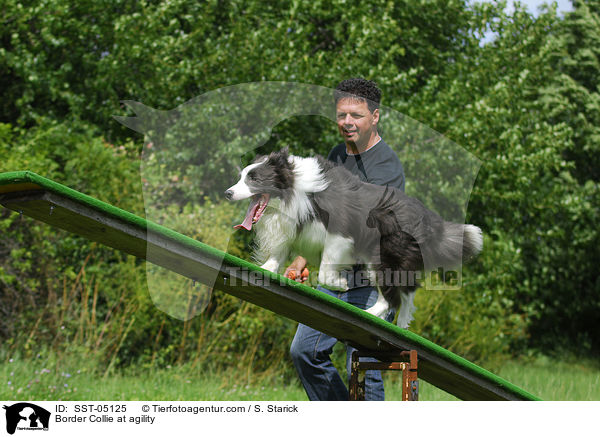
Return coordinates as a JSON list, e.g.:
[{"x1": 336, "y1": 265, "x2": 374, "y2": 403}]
[{"x1": 0, "y1": 171, "x2": 539, "y2": 401}]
